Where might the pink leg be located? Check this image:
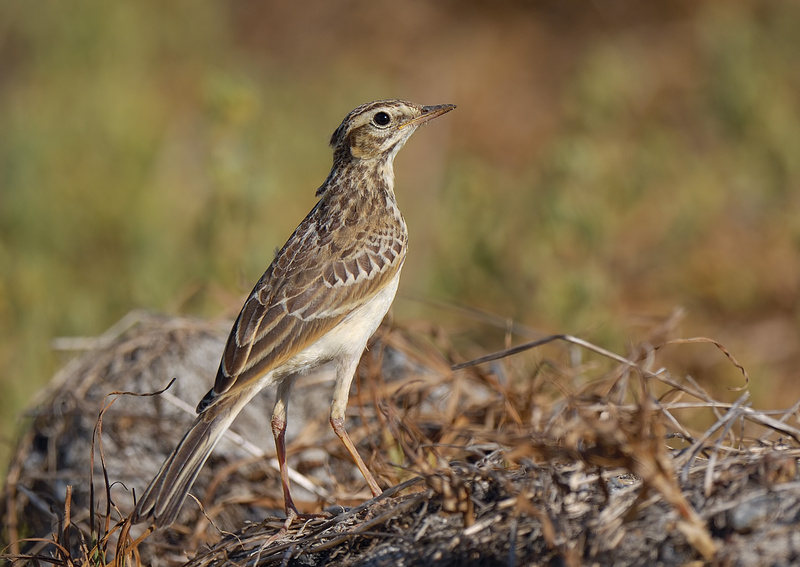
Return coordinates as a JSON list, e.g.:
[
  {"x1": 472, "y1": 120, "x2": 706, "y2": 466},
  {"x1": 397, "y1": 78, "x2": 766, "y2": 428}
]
[
  {"x1": 271, "y1": 412, "x2": 300, "y2": 519},
  {"x1": 330, "y1": 416, "x2": 382, "y2": 497},
  {"x1": 330, "y1": 357, "x2": 383, "y2": 497},
  {"x1": 266, "y1": 378, "x2": 300, "y2": 542}
]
